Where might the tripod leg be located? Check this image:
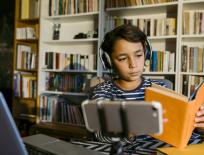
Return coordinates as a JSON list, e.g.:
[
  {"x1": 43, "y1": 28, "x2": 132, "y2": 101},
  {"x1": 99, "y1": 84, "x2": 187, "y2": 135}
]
[{"x1": 110, "y1": 141, "x2": 124, "y2": 155}]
